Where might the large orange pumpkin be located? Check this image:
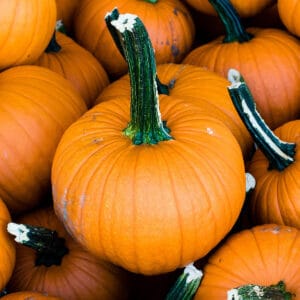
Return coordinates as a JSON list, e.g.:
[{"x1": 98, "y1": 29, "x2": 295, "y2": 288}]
[
  {"x1": 0, "y1": 65, "x2": 87, "y2": 214},
  {"x1": 0, "y1": 198, "x2": 16, "y2": 292},
  {"x1": 183, "y1": 0, "x2": 300, "y2": 130},
  {"x1": 73, "y1": 0, "x2": 195, "y2": 79},
  {"x1": 1, "y1": 291, "x2": 62, "y2": 300},
  {"x1": 195, "y1": 224, "x2": 300, "y2": 298},
  {"x1": 33, "y1": 30, "x2": 109, "y2": 108},
  {"x1": 52, "y1": 9, "x2": 246, "y2": 275},
  {"x1": 227, "y1": 69, "x2": 300, "y2": 230},
  {"x1": 0, "y1": 0, "x2": 57, "y2": 70},
  {"x1": 6, "y1": 206, "x2": 132, "y2": 300}
]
